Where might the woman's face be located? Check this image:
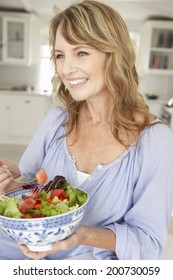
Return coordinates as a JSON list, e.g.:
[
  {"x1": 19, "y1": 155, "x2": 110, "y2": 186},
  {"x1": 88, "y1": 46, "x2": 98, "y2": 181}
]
[{"x1": 54, "y1": 28, "x2": 108, "y2": 102}]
